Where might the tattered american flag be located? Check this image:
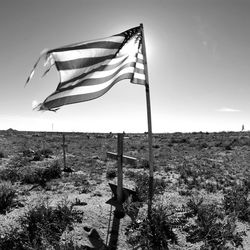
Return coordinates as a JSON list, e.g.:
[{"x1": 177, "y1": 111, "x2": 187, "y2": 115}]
[{"x1": 26, "y1": 26, "x2": 146, "y2": 111}]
